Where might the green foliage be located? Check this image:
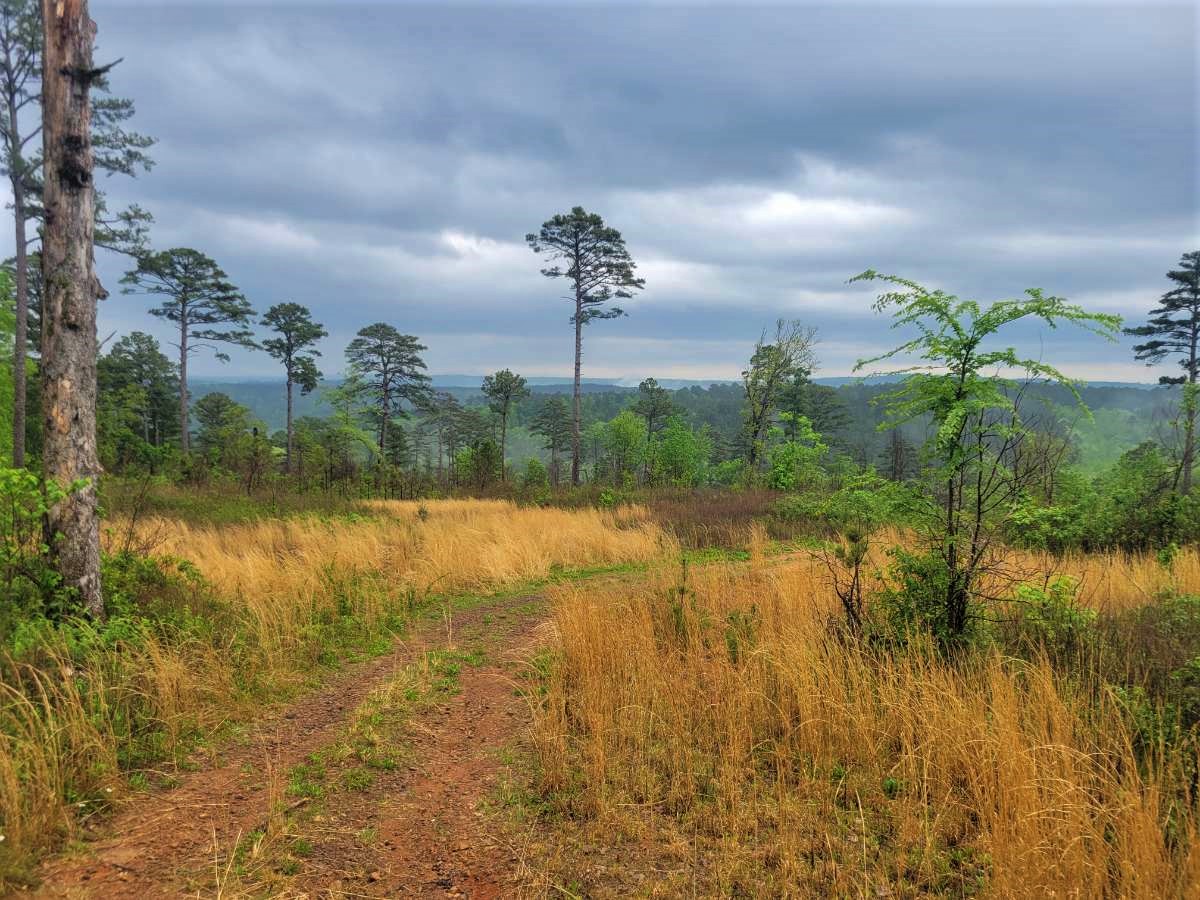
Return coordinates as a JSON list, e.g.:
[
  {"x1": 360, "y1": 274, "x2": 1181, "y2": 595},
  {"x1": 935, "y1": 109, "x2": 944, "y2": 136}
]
[
  {"x1": 652, "y1": 416, "x2": 711, "y2": 487},
  {"x1": 741, "y1": 319, "x2": 817, "y2": 467},
  {"x1": 0, "y1": 270, "x2": 16, "y2": 465},
  {"x1": 877, "y1": 548, "x2": 976, "y2": 645},
  {"x1": 522, "y1": 457, "x2": 549, "y2": 492},
  {"x1": 853, "y1": 270, "x2": 1121, "y2": 638},
  {"x1": 709, "y1": 458, "x2": 749, "y2": 487},
  {"x1": 122, "y1": 248, "x2": 256, "y2": 362},
  {"x1": 97, "y1": 332, "x2": 180, "y2": 471},
  {"x1": 455, "y1": 439, "x2": 502, "y2": 489},
  {"x1": 766, "y1": 416, "x2": 826, "y2": 491},
  {"x1": 601, "y1": 410, "x2": 647, "y2": 486},
  {"x1": 776, "y1": 469, "x2": 915, "y2": 531},
  {"x1": 0, "y1": 468, "x2": 72, "y2": 623},
  {"x1": 633, "y1": 377, "x2": 675, "y2": 435},
  {"x1": 1014, "y1": 576, "x2": 1096, "y2": 651}
]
